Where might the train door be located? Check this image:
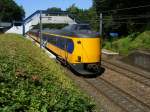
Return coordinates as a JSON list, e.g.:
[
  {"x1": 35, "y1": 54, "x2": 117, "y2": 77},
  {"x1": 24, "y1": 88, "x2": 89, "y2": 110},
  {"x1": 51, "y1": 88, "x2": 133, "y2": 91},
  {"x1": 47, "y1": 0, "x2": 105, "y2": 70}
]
[
  {"x1": 57, "y1": 38, "x2": 67, "y2": 62},
  {"x1": 77, "y1": 39, "x2": 83, "y2": 63},
  {"x1": 65, "y1": 39, "x2": 70, "y2": 63}
]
